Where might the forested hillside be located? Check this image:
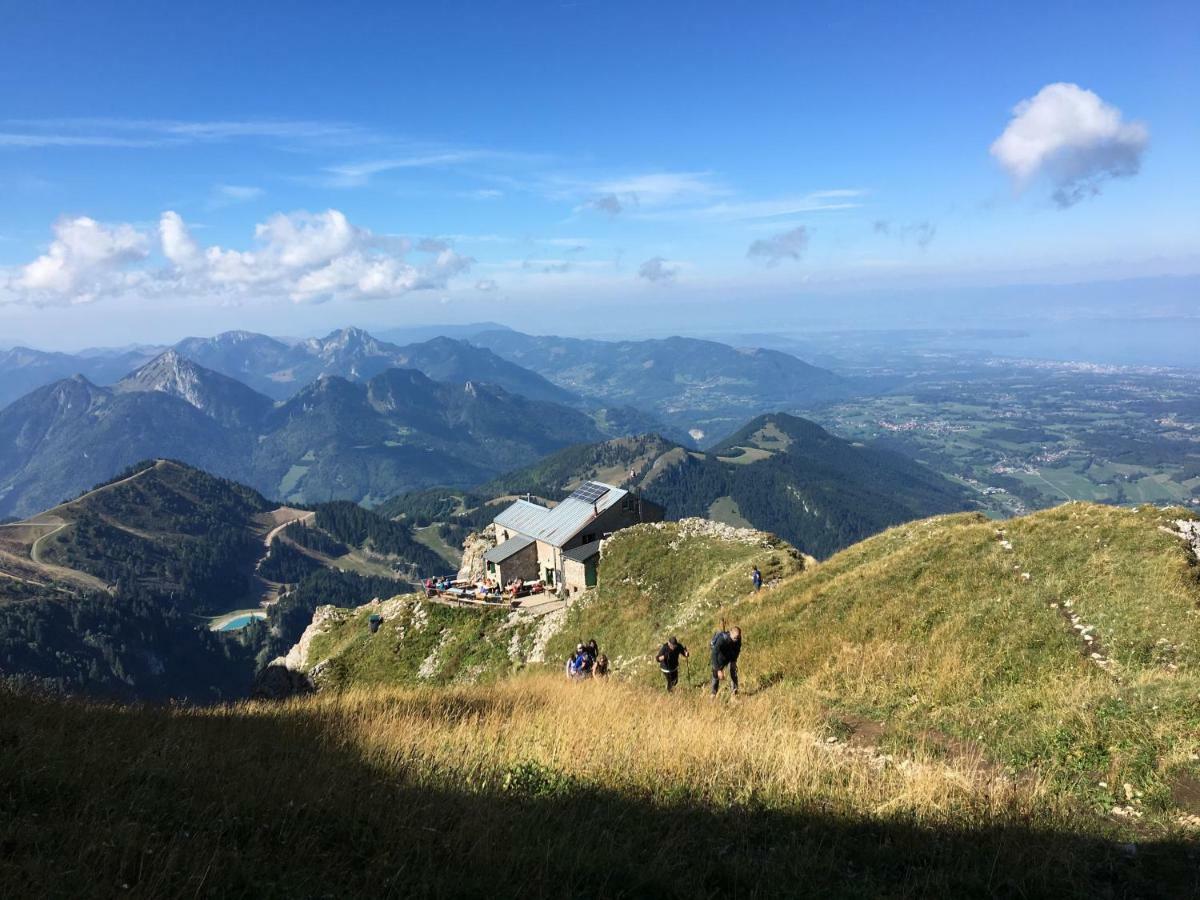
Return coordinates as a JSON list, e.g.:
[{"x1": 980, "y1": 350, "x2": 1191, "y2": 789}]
[{"x1": 0, "y1": 461, "x2": 435, "y2": 699}]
